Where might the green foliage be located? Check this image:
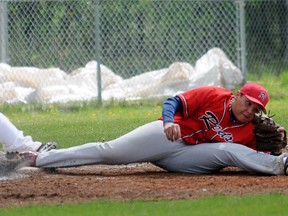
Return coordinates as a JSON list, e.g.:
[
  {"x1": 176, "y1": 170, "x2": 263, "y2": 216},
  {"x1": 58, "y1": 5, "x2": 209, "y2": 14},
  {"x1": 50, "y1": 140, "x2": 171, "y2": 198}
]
[
  {"x1": 8, "y1": 1, "x2": 97, "y2": 72},
  {"x1": 4, "y1": 0, "x2": 288, "y2": 79},
  {"x1": 246, "y1": 0, "x2": 288, "y2": 76},
  {"x1": 7, "y1": 0, "x2": 239, "y2": 76}
]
